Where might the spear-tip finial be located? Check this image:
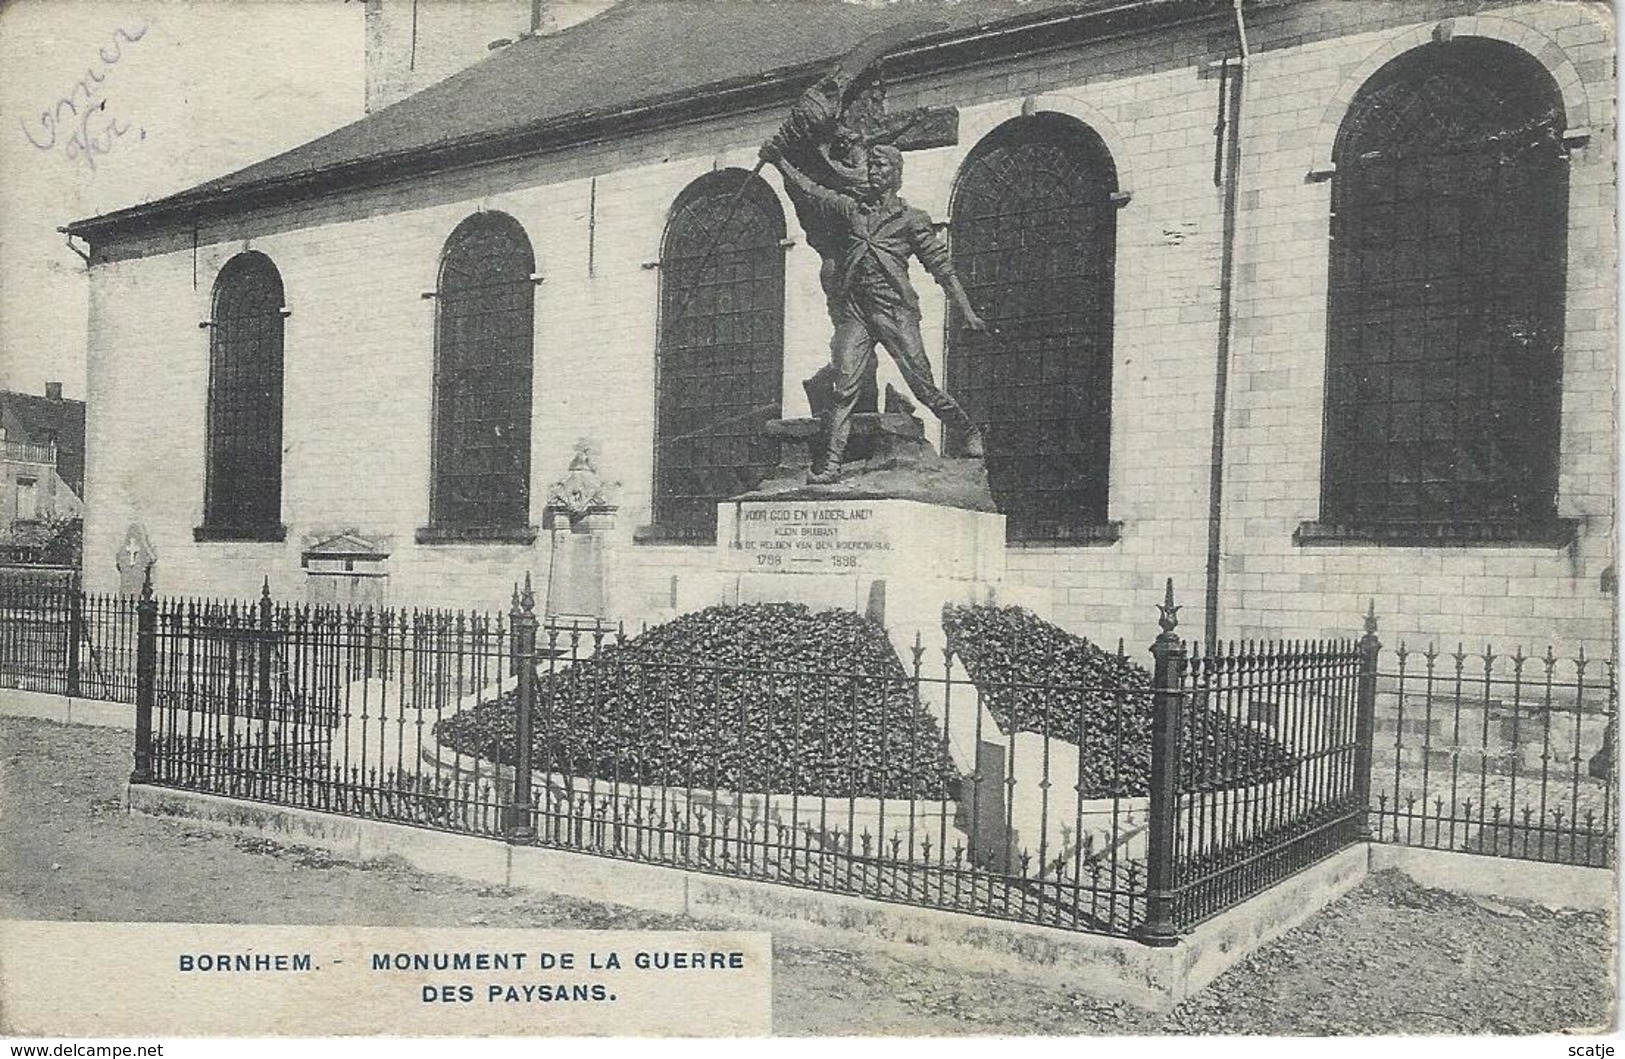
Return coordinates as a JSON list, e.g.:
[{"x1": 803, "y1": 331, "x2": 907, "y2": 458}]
[
  {"x1": 1157, "y1": 578, "x2": 1180, "y2": 634},
  {"x1": 521, "y1": 571, "x2": 535, "y2": 611},
  {"x1": 1364, "y1": 598, "x2": 1378, "y2": 636},
  {"x1": 261, "y1": 576, "x2": 271, "y2": 600}
]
